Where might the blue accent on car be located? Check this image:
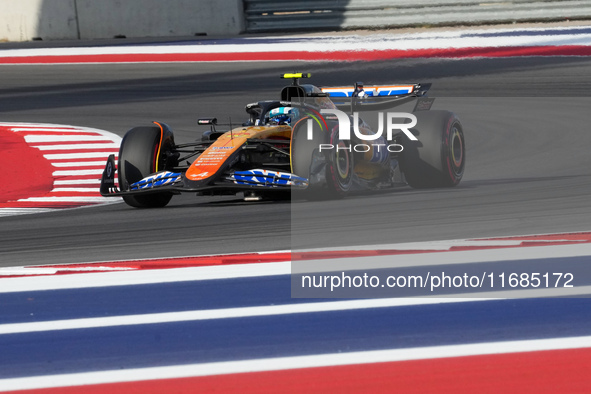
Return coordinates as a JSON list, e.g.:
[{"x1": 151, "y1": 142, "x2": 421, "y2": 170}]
[
  {"x1": 377, "y1": 89, "x2": 412, "y2": 96},
  {"x1": 130, "y1": 171, "x2": 181, "y2": 190},
  {"x1": 230, "y1": 170, "x2": 308, "y2": 188}
]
